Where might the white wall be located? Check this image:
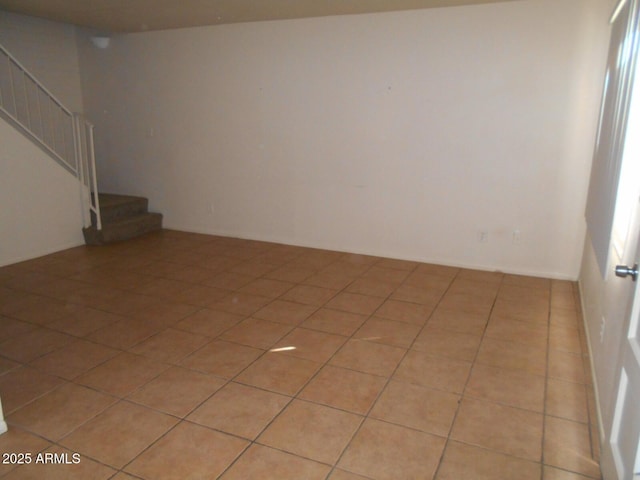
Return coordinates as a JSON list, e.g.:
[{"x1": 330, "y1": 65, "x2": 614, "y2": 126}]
[
  {"x1": 0, "y1": 119, "x2": 85, "y2": 267},
  {"x1": 0, "y1": 11, "x2": 86, "y2": 266},
  {"x1": 78, "y1": 0, "x2": 611, "y2": 279},
  {"x1": 0, "y1": 11, "x2": 84, "y2": 112}
]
